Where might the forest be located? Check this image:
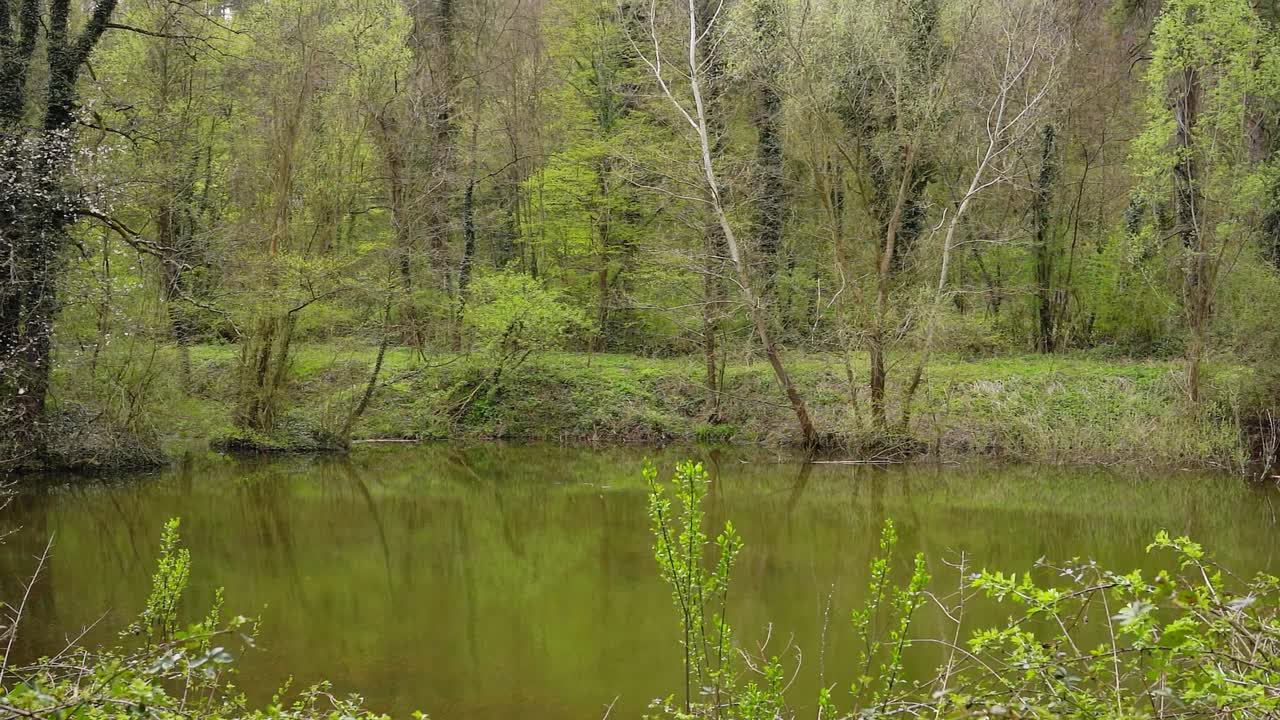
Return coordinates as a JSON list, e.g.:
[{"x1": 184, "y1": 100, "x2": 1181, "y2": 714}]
[
  {"x1": 5, "y1": 0, "x2": 1280, "y2": 716},
  {"x1": 2, "y1": 0, "x2": 1280, "y2": 469}
]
